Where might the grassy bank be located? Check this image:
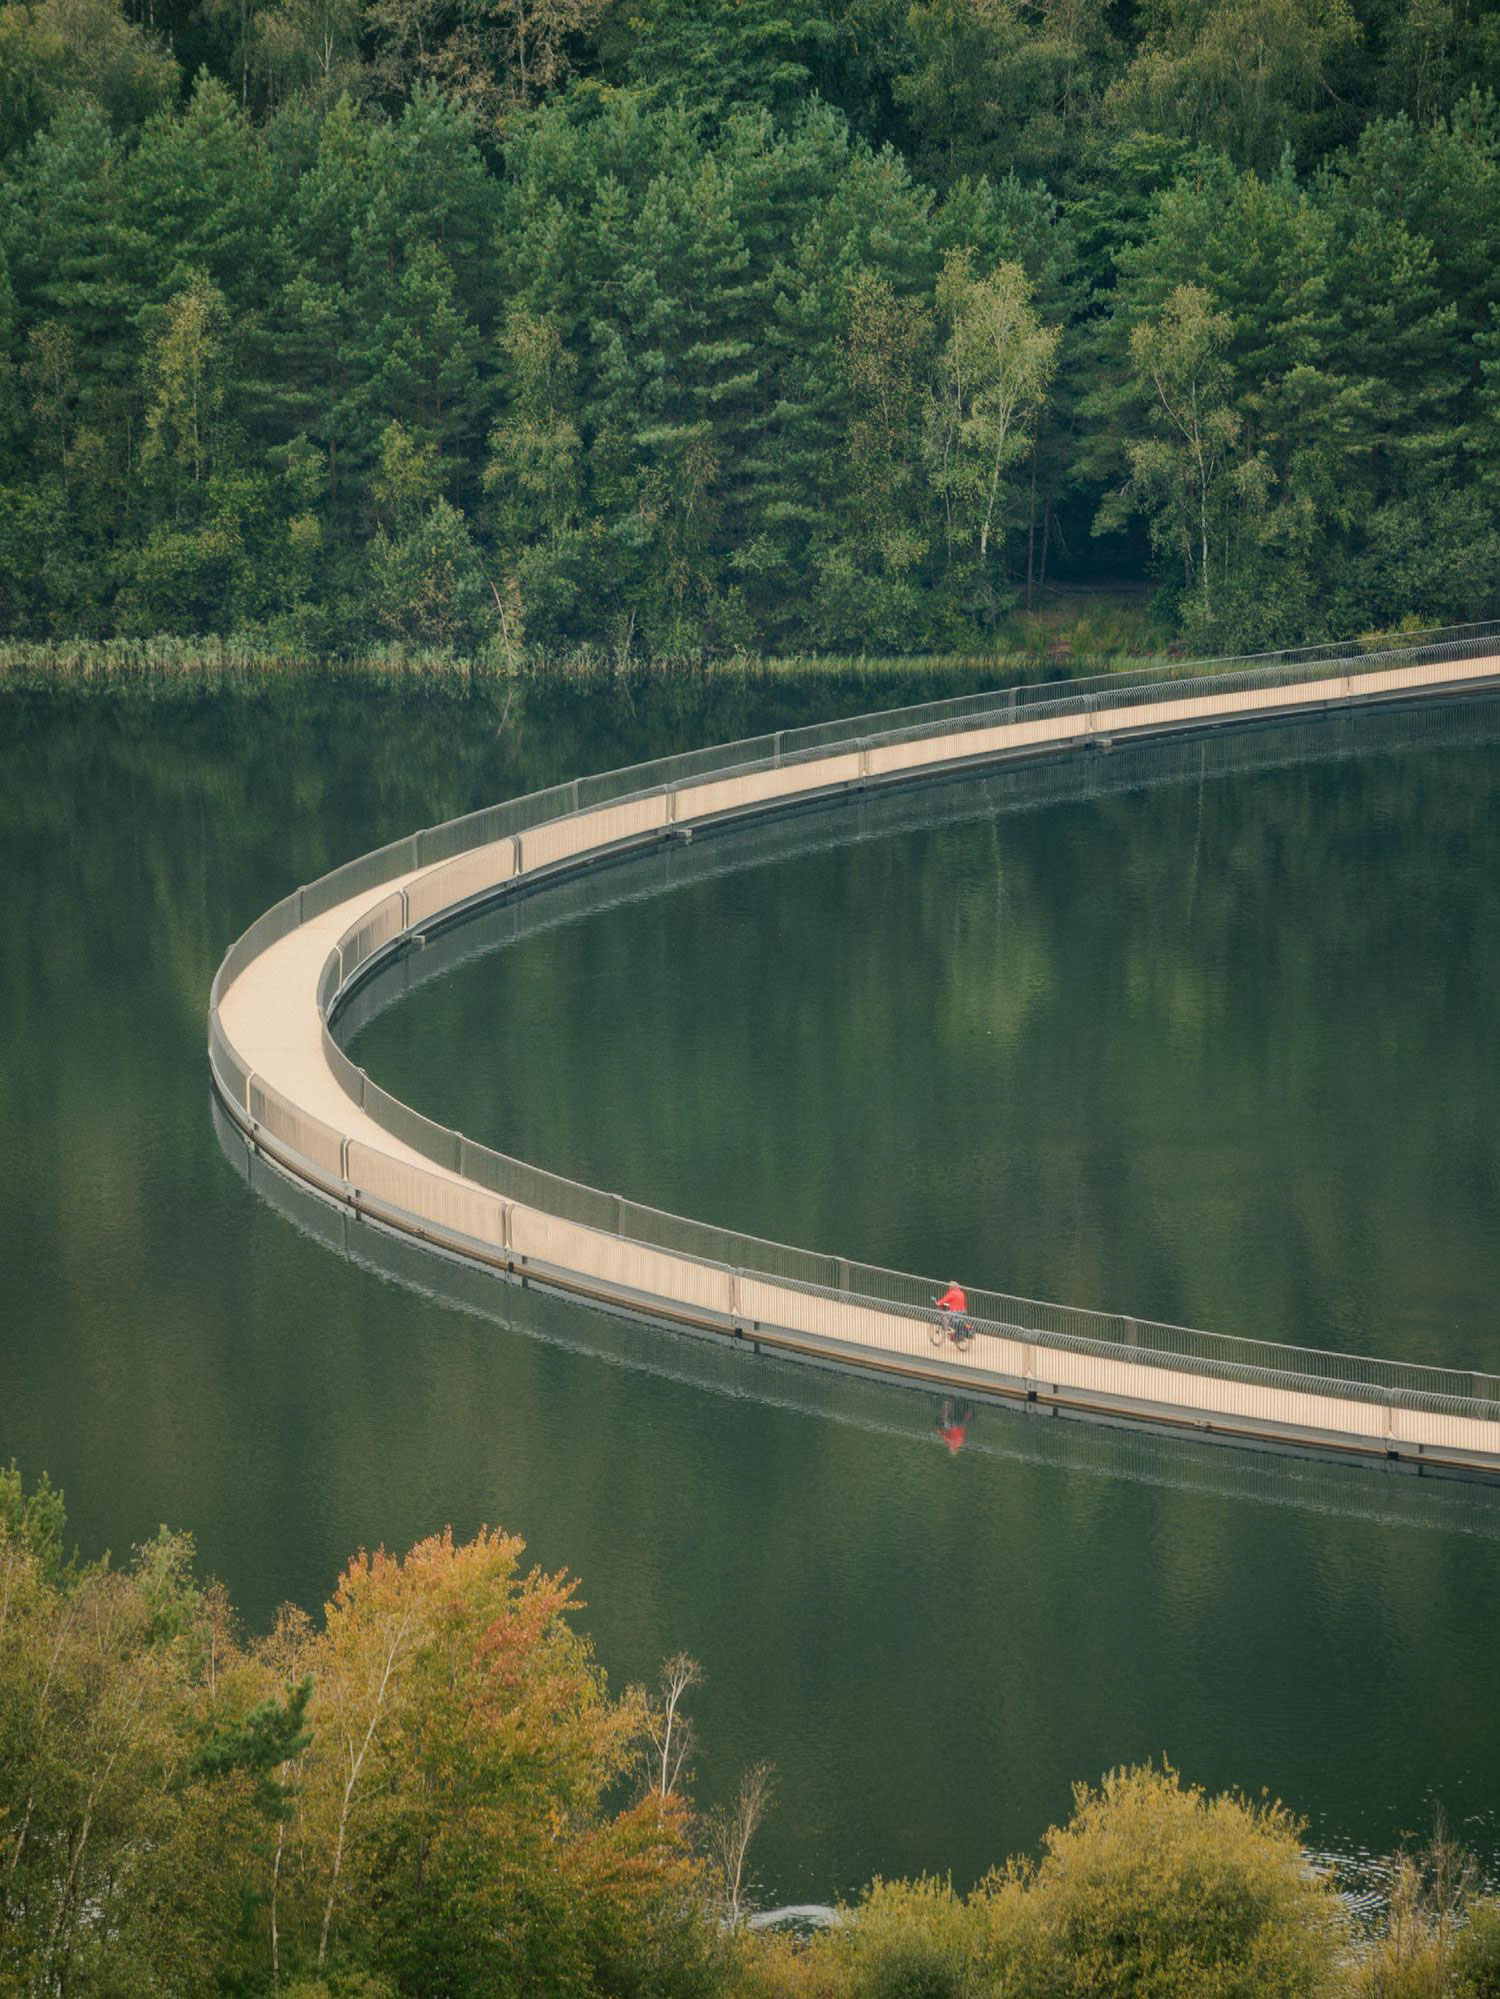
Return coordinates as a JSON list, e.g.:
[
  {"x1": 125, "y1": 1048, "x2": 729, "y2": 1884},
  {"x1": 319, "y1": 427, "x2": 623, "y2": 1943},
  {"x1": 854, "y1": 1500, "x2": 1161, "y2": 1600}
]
[
  {"x1": 0, "y1": 595, "x2": 1174, "y2": 699},
  {"x1": 0, "y1": 639, "x2": 1164, "y2": 697},
  {"x1": 1, "y1": 599, "x2": 1475, "y2": 703}
]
